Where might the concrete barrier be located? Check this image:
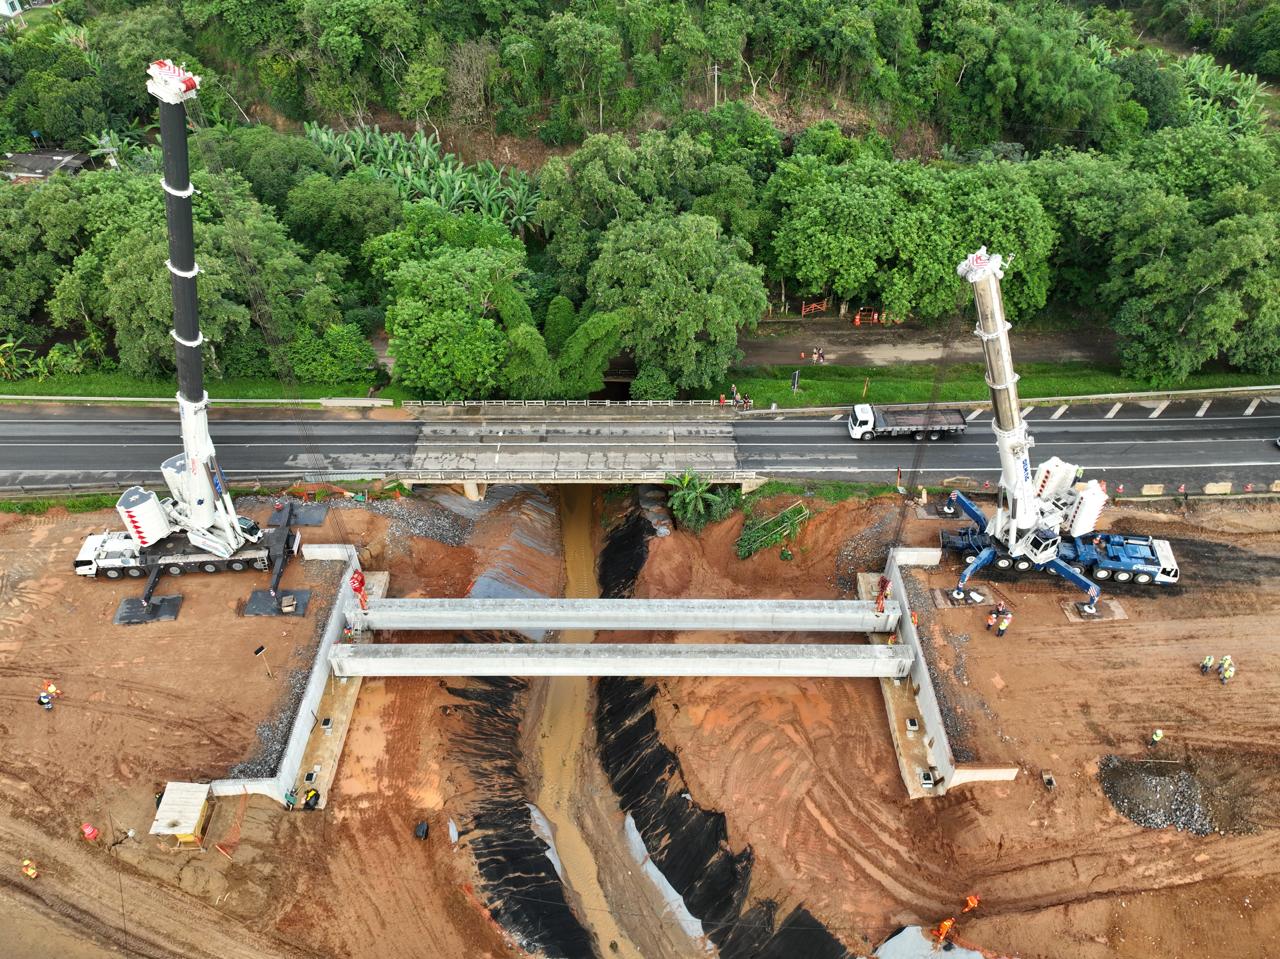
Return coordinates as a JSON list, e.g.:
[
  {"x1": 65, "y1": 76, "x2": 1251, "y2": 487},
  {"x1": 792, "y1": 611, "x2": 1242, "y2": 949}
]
[
  {"x1": 210, "y1": 545, "x2": 359, "y2": 805},
  {"x1": 1203, "y1": 481, "x2": 1233, "y2": 495},
  {"x1": 885, "y1": 550, "x2": 957, "y2": 789}
]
